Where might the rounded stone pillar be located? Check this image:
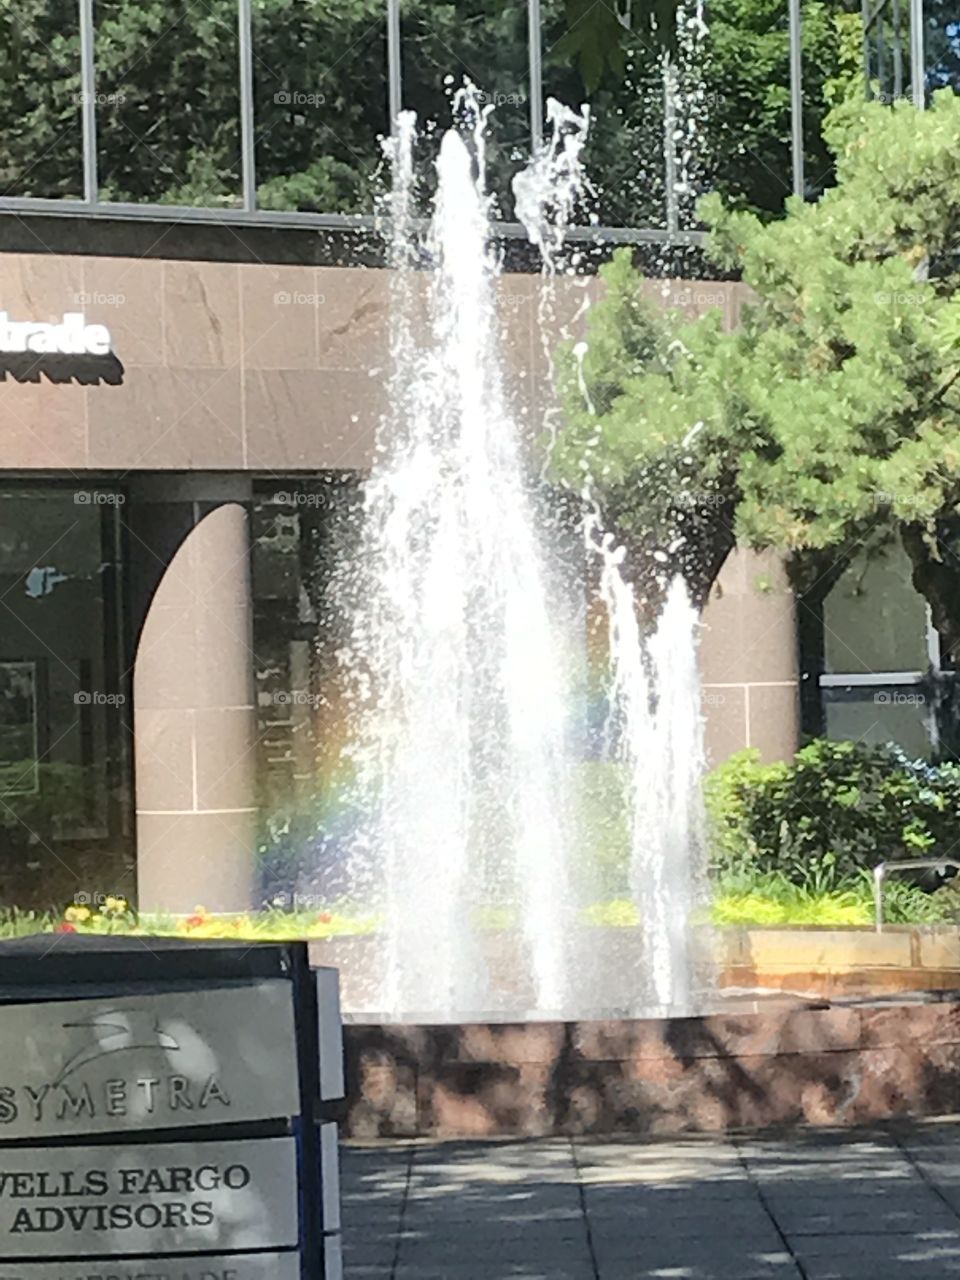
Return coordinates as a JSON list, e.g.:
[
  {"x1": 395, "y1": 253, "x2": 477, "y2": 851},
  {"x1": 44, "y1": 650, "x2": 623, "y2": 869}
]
[
  {"x1": 700, "y1": 548, "x2": 800, "y2": 766},
  {"x1": 130, "y1": 476, "x2": 257, "y2": 913}
]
